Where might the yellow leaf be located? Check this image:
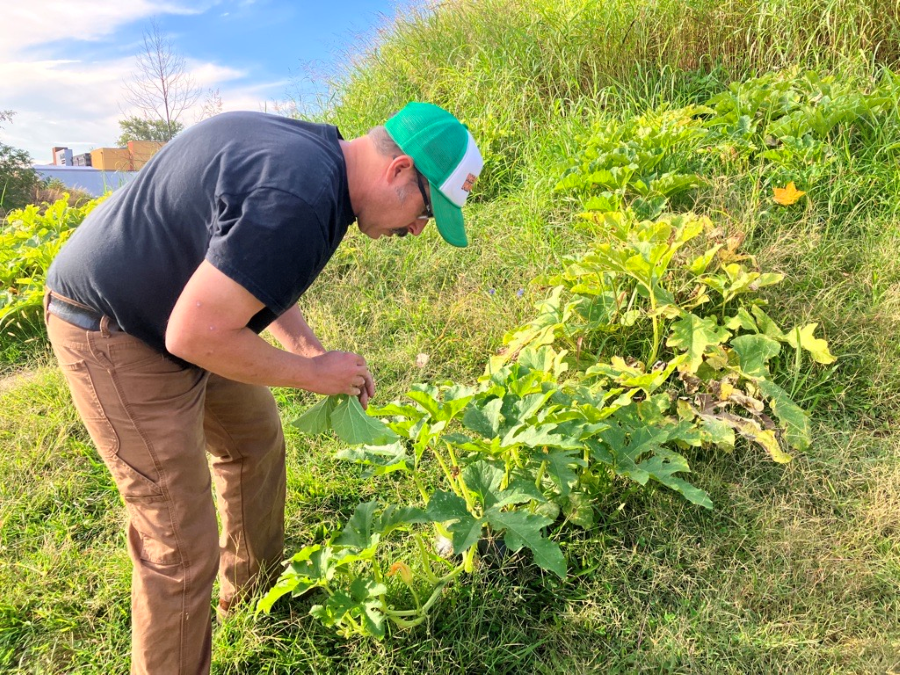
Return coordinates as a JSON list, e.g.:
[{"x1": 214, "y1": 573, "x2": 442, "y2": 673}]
[
  {"x1": 730, "y1": 418, "x2": 793, "y2": 463},
  {"x1": 785, "y1": 323, "x2": 837, "y2": 365},
  {"x1": 718, "y1": 382, "x2": 735, "y2": 401},
  {"x1": 773, "y1": 181, "x2": 806, "y2": 206}
]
